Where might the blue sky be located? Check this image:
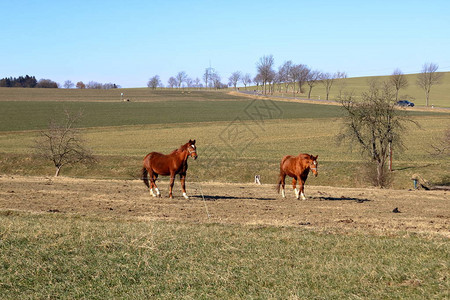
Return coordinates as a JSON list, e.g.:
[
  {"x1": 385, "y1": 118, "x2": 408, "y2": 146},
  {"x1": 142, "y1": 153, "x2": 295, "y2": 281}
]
[{"x1": 1, "y1": 0, "x2": 449, "y2": 88}]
